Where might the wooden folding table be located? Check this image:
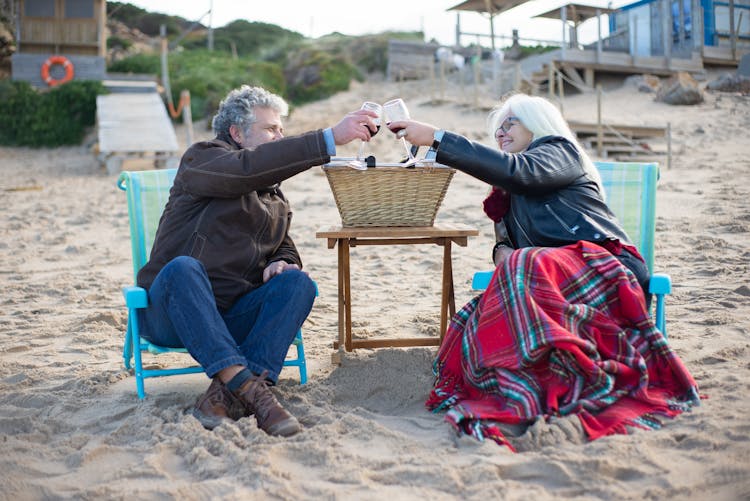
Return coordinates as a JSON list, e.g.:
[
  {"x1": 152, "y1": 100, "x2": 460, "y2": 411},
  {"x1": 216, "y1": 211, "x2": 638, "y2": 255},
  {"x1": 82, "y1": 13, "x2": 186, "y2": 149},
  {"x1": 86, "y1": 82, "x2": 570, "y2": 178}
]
[{"x1": 316, "y1": 223, "x2": 478, "y2": 353}]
